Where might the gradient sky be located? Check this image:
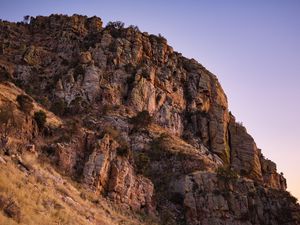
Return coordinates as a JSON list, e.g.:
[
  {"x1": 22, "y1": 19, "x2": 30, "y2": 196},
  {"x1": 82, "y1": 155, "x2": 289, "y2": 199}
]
[{"x1": 1, "y1": 0, "x2": 299, "y2": 200}]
